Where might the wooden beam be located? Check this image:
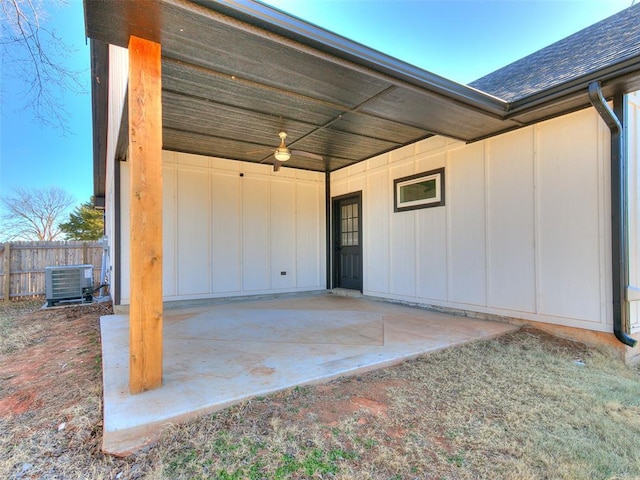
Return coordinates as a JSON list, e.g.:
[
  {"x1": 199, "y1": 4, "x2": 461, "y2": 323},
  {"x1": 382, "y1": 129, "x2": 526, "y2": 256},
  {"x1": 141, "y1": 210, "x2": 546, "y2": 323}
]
[{"x1": 128, "y1": 35, "x2": 163, "y2": 394}]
